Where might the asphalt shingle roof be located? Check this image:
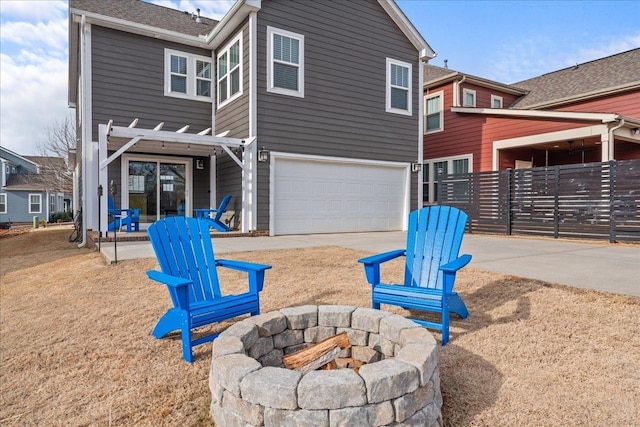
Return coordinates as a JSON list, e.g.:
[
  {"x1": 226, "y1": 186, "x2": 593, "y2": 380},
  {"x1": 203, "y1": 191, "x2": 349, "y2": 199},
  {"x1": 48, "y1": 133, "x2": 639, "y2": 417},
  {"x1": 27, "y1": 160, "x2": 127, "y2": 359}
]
[
  {"x1": 511, "y1": 48, "x2": 640, "y2": 109},
  {"x1": 69, "y1": 0, "x2": 218, "y2": 37}
]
